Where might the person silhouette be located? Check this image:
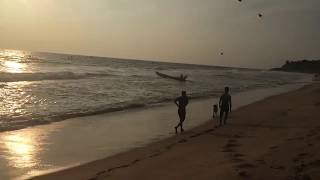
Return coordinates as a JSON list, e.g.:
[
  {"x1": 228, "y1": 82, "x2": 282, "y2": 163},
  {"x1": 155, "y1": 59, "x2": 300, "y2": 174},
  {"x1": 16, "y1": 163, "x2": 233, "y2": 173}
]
[
  {"x1": 219, "y1": 87, "x2": 232, "y2": 126},
  {"x1": 174, "y1": 91, "x2": 189, "y2": 133},
  {"x1": 213, "y1": 104, "x2": 218, "y2": 118}
]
